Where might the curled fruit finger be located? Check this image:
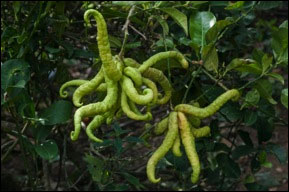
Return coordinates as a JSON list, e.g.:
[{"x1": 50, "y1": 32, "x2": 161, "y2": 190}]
[
  {"x1": 84, "y1": 9, "x2": 122, "y2": 81},
  {"x1": 138, "y1": 51, "x2": 189, "y2": 73},
  {"x1": 172, "y1": 130, "x2": 182, "y2": 157},
  {"x1": 178, "y1": 112, "x2": 200, "y2": 184},
  {"x1": 124, "y1": 58, "x2": 172, "y2": 104},
  {"x1": 175, "y1": 89, "x2": 240, "y2": 119},
  {"x1": 72, "y1": 67, "x2": 104, "y2": 107},
  {"x1": 190, "y1": 125, "x2": 211, "y2": 138},
  {"x1": 154, "y1": 116, "x2": 168, "y2": 135},
  {"x1": 60, "y1": 79, "x2": 88, "y2": 98},
  {"x1": 121, "y1": 90, "x2": 152, "y2": 121},
  {"x1": 142, "y1": 77, "x2": 158, "y2": 105},
  {"x1": 86, "y1": 115, "x2": 105, "y2": 143},
  {"x1": 124, "y1": 66, "x2": 142, "y2": 87},
  {"x1": 121, "y1": 75, "x2": 153, "y2": 105},
  {"x1": 147, "y1": 111, "x2": 178, "y2": 183},
  {"x1": 71, "y1": 73, "x2": 118, "y2": 141}
]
